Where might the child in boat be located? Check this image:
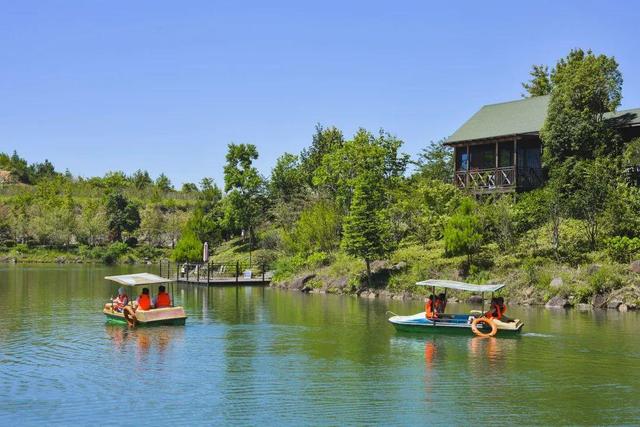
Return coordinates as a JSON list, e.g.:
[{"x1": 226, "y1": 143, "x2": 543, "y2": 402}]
[
  {"x1": 425, "y1": 295, "x2": 437, "y2": 319},
  {"x1": 153, "y1": 285, "x2": 171, "y2": 308},
  {"x1": 109, "y1": 287, "x2": 128, "y2": 312},
  {"x1": 136, "y1": 288, "x2": 152, "y2": 311}
]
